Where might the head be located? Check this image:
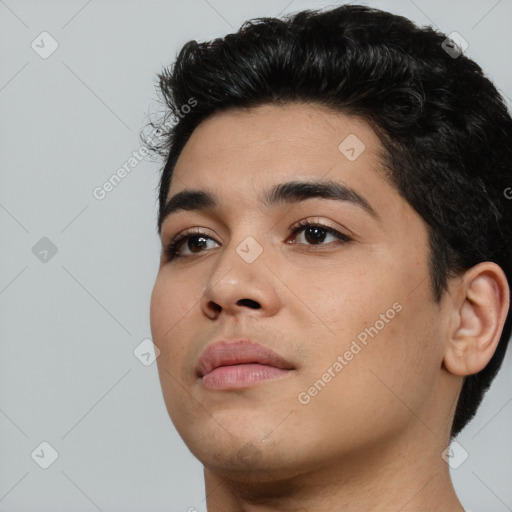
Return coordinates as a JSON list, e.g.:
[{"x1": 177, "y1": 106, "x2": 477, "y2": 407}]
[{"x1": 148, "y1": 4, "x2": 511, "y2": 477}]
